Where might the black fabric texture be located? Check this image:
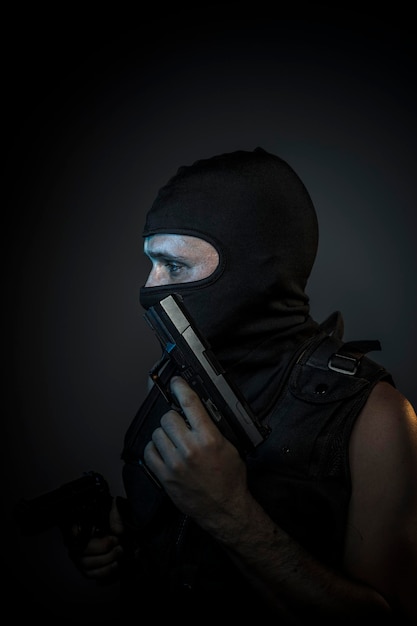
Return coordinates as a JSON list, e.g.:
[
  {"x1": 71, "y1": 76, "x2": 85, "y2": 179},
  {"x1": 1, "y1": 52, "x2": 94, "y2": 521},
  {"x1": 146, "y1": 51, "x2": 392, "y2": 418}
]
[
  {"x1": 119, "y1": 147, "x2": 395, "y2": 621},
  {"x1": 139, "y1": 147, "x2": 320, "y2": 416}
]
